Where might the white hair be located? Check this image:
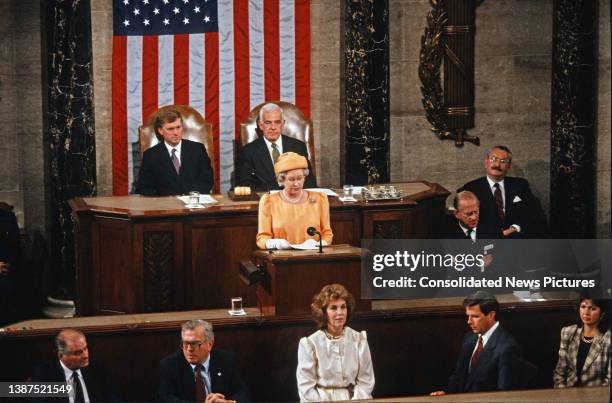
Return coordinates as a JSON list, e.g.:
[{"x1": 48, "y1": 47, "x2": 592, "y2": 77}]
[
  {"x1": 277, "y1": 169, "x2": 309, "y2": 187},
  {"x1": 258, "y1": 103, "x2": 284, "y2": 122}
]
